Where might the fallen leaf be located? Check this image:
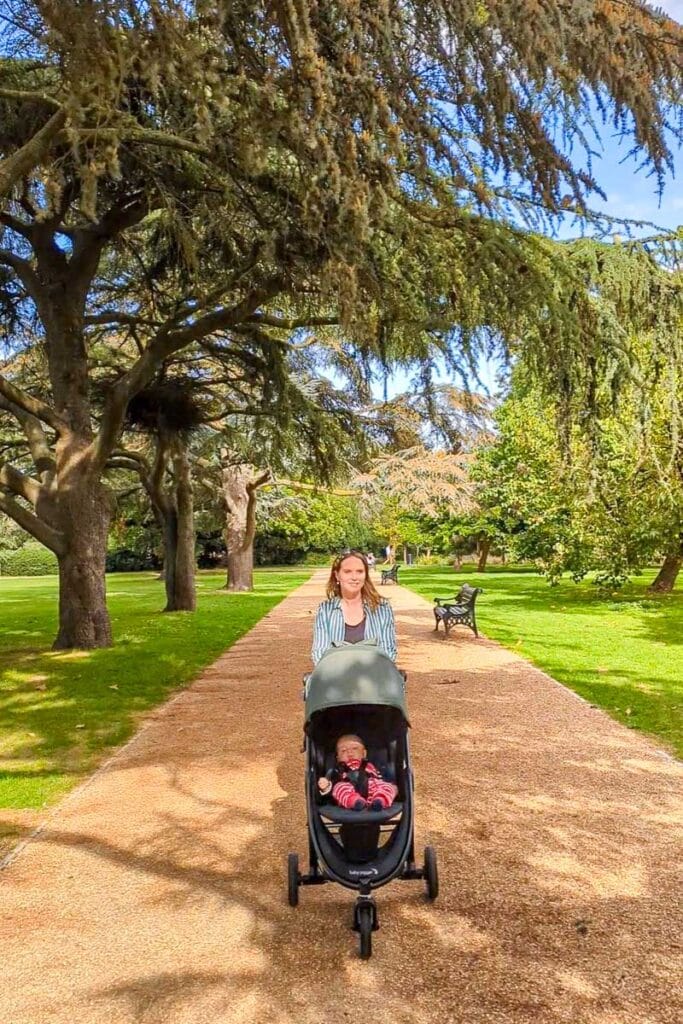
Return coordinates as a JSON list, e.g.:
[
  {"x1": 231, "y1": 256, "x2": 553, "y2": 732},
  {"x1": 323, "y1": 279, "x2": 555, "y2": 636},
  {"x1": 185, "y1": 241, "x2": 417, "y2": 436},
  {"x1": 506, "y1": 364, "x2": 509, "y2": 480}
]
[
  {"x1": 109, "y1": 684, "x2": 119, "y2": 690},
  {"x1": 75, "y1": 723, "x2": 86, "y2": 730},
  {"x1": 596, "y1": 667, "x2": 609, "y2": 674},
  {"x1": 35, "y1": 684, "x2": 47, "y2": 691}
]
